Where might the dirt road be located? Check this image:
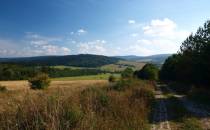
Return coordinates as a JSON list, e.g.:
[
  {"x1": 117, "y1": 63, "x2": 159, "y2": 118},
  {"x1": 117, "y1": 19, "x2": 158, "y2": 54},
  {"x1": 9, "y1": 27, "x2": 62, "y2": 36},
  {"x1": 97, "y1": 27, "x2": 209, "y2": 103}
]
[{"x1": 151, "y1": 84, "x2": 171, "y2": 130}]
